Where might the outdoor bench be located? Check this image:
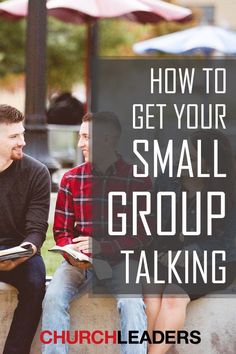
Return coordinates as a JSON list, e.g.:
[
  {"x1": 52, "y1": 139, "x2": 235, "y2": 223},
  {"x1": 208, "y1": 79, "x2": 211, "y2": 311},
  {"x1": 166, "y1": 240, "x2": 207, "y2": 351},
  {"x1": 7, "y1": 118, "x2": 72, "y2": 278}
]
[{"x1": 0, "y1": 280, "x2": 235, "y2": 354}]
